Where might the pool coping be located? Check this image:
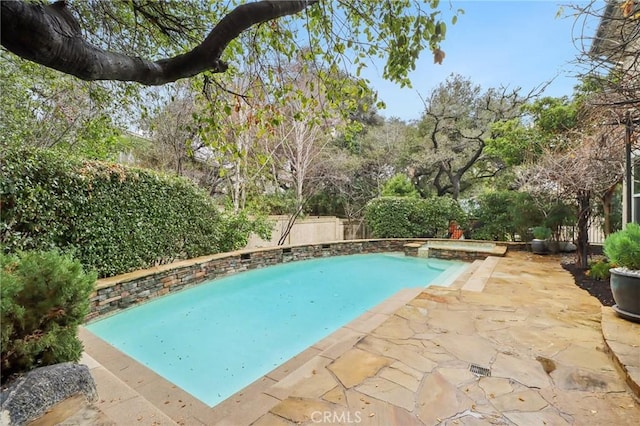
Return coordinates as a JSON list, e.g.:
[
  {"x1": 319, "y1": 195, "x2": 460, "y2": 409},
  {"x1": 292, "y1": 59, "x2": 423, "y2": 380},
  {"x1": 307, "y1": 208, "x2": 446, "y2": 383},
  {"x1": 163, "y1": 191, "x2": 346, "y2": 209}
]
[{"x1": 80, "y1": 280, "x2": 454, "y2": 425}]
